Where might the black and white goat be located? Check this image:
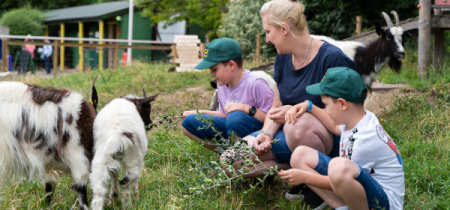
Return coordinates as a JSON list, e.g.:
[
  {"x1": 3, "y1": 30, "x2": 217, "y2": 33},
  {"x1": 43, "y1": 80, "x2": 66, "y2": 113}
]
[
  {"x1": 90, "y1": 90, "x2": 158, "y2": 210},
  {"x1": 0, "y1": 77, "x2": 98, "y2": 210},
  {"x1": 312, "y1": 11, "x2": 405, "y2": 88}
]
